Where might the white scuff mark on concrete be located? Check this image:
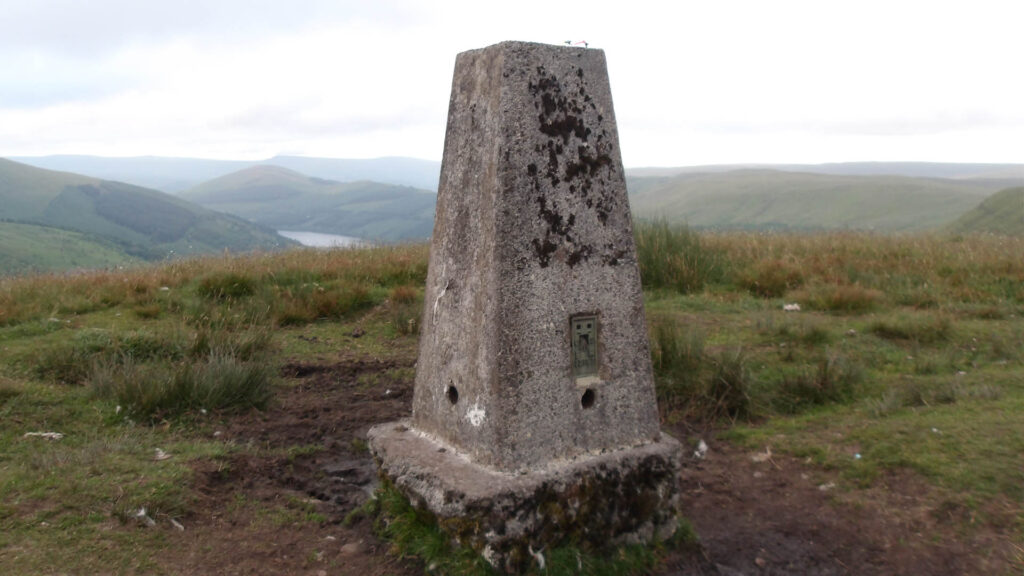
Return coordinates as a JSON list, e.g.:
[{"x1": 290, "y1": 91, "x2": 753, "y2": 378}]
[
  {"x1": 467, "y1": 403, "x2": 486, "y2": 427},
  {"x1": 432, "y1": 264, "x2": 449, "y2": 324}
]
